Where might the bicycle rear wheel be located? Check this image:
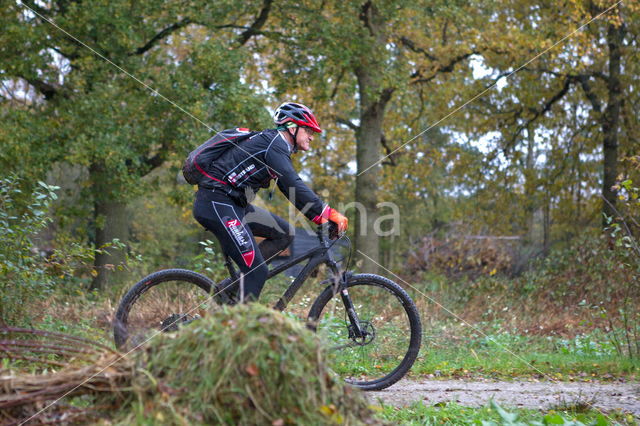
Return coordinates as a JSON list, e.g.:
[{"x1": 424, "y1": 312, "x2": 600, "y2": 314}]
[
  {"x1": 113, "y1": 269, "x2": 217, "y2": 350},
  {"x1": 307, "y1": 273, "x2": 421, "y2": 391}
]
